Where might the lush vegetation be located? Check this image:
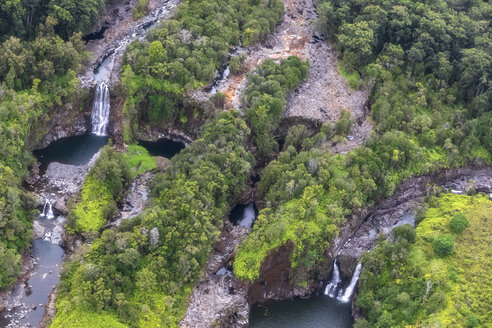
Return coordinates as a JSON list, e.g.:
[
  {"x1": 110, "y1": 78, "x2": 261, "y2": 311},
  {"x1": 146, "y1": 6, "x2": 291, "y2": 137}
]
[
  {"x1": 67, "y1": 146, "x2": 131, "y2": 235},
  {"x1": 124, "y1": 144, "x2": 157, "y2": 178},
  {"x1": 0, "y1": 4, "x2": 98, "y2": 290},
  {"x1": 120, "y1": 0, "x2": 284, "y2": 140},
  {"x1": 234, "y1": 0, "x2": 492, "y2": 286},
  {"x1": 243, "y1": 56, "x2": 309, "y2": 160},
  {"x1": 52, "y1": 111, "x2": 254, "y2": 327},
  {"x1": 0, "y1": 0, "x2": 106, "y2": 40},
  {"x1": 355, "y1": 193, "x2": 492, "y2": 327}
]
